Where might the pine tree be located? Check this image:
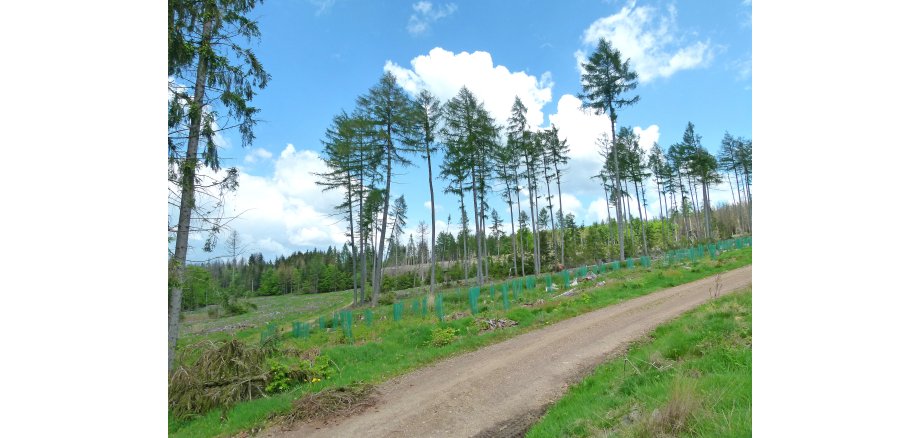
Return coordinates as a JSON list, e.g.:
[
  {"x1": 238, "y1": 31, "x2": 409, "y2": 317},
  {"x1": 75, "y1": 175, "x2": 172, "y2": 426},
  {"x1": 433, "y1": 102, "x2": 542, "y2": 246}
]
[
  {"x1": 356, "y1": 72, "x2": 415, "y2": 306},
  {"x1": 167, "y1": 0, "x2": 270, "y2": 372},
  {"x1": 579, "y1": 38, "x2": 639, "y2": 262}
]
